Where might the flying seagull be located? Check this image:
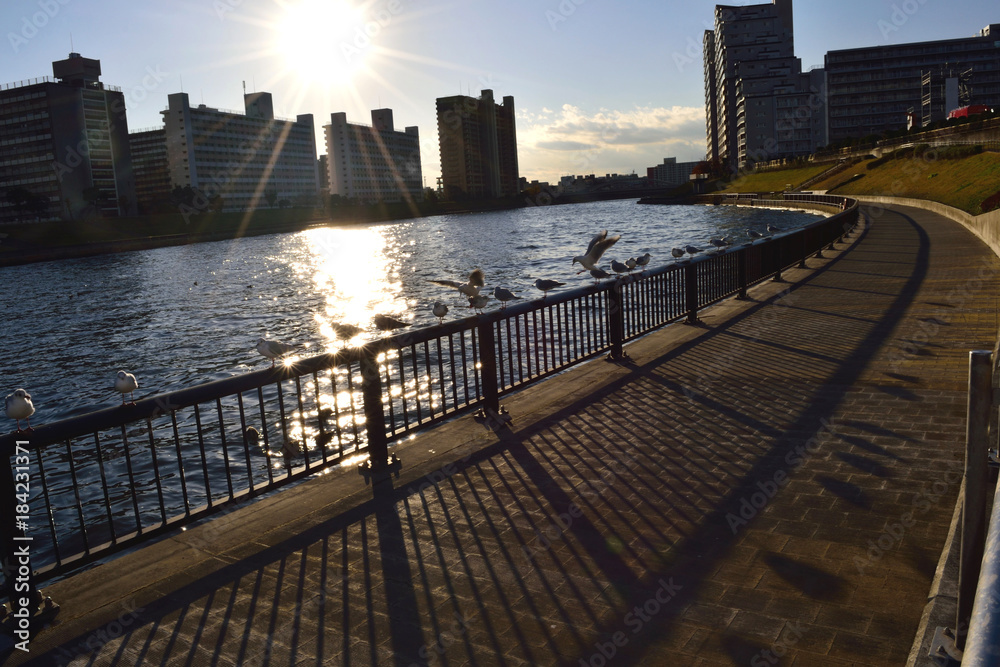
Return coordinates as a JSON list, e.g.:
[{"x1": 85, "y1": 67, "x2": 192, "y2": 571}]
[
  {"x1": 572, "y1": 230, "x2": 621, "y2": 273},
  {"x1": 257, "y1": 337, "x2": 296, "y2": 367},
  {"x1": 429, "y1": 268, "x2": 486, "y2": 297},
  {"x1": 5, "y1": 388, "x2": 34, "y2": 433},
  {"x1": 493, "y1": 286, "x2": 520, "y2": 309},
  {"x1": 114, "y1": 370, "x2": 138, "y2": 406}
]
